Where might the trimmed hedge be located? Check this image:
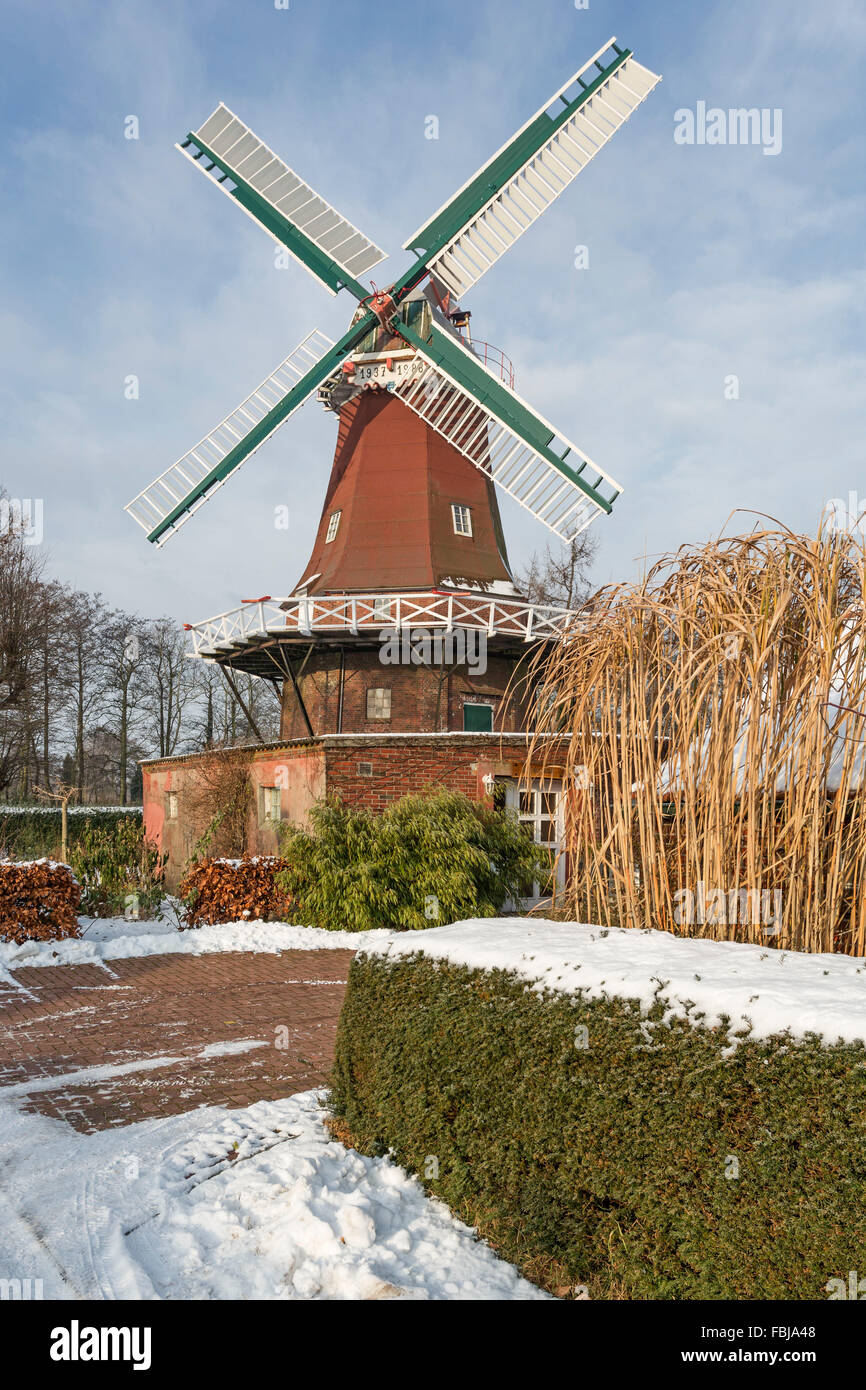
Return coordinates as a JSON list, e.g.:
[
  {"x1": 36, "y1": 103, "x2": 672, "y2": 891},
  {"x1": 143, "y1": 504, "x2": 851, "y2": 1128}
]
[
  {"x1": 0, "y1": 861, "x2": 82, "y2": 943},
  {"x1": 330, "y1": 951, "x2": 866, "y2": 1300},
  {"x1": 0, "y1": 807, "x2": 141, "y2": 861}
]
